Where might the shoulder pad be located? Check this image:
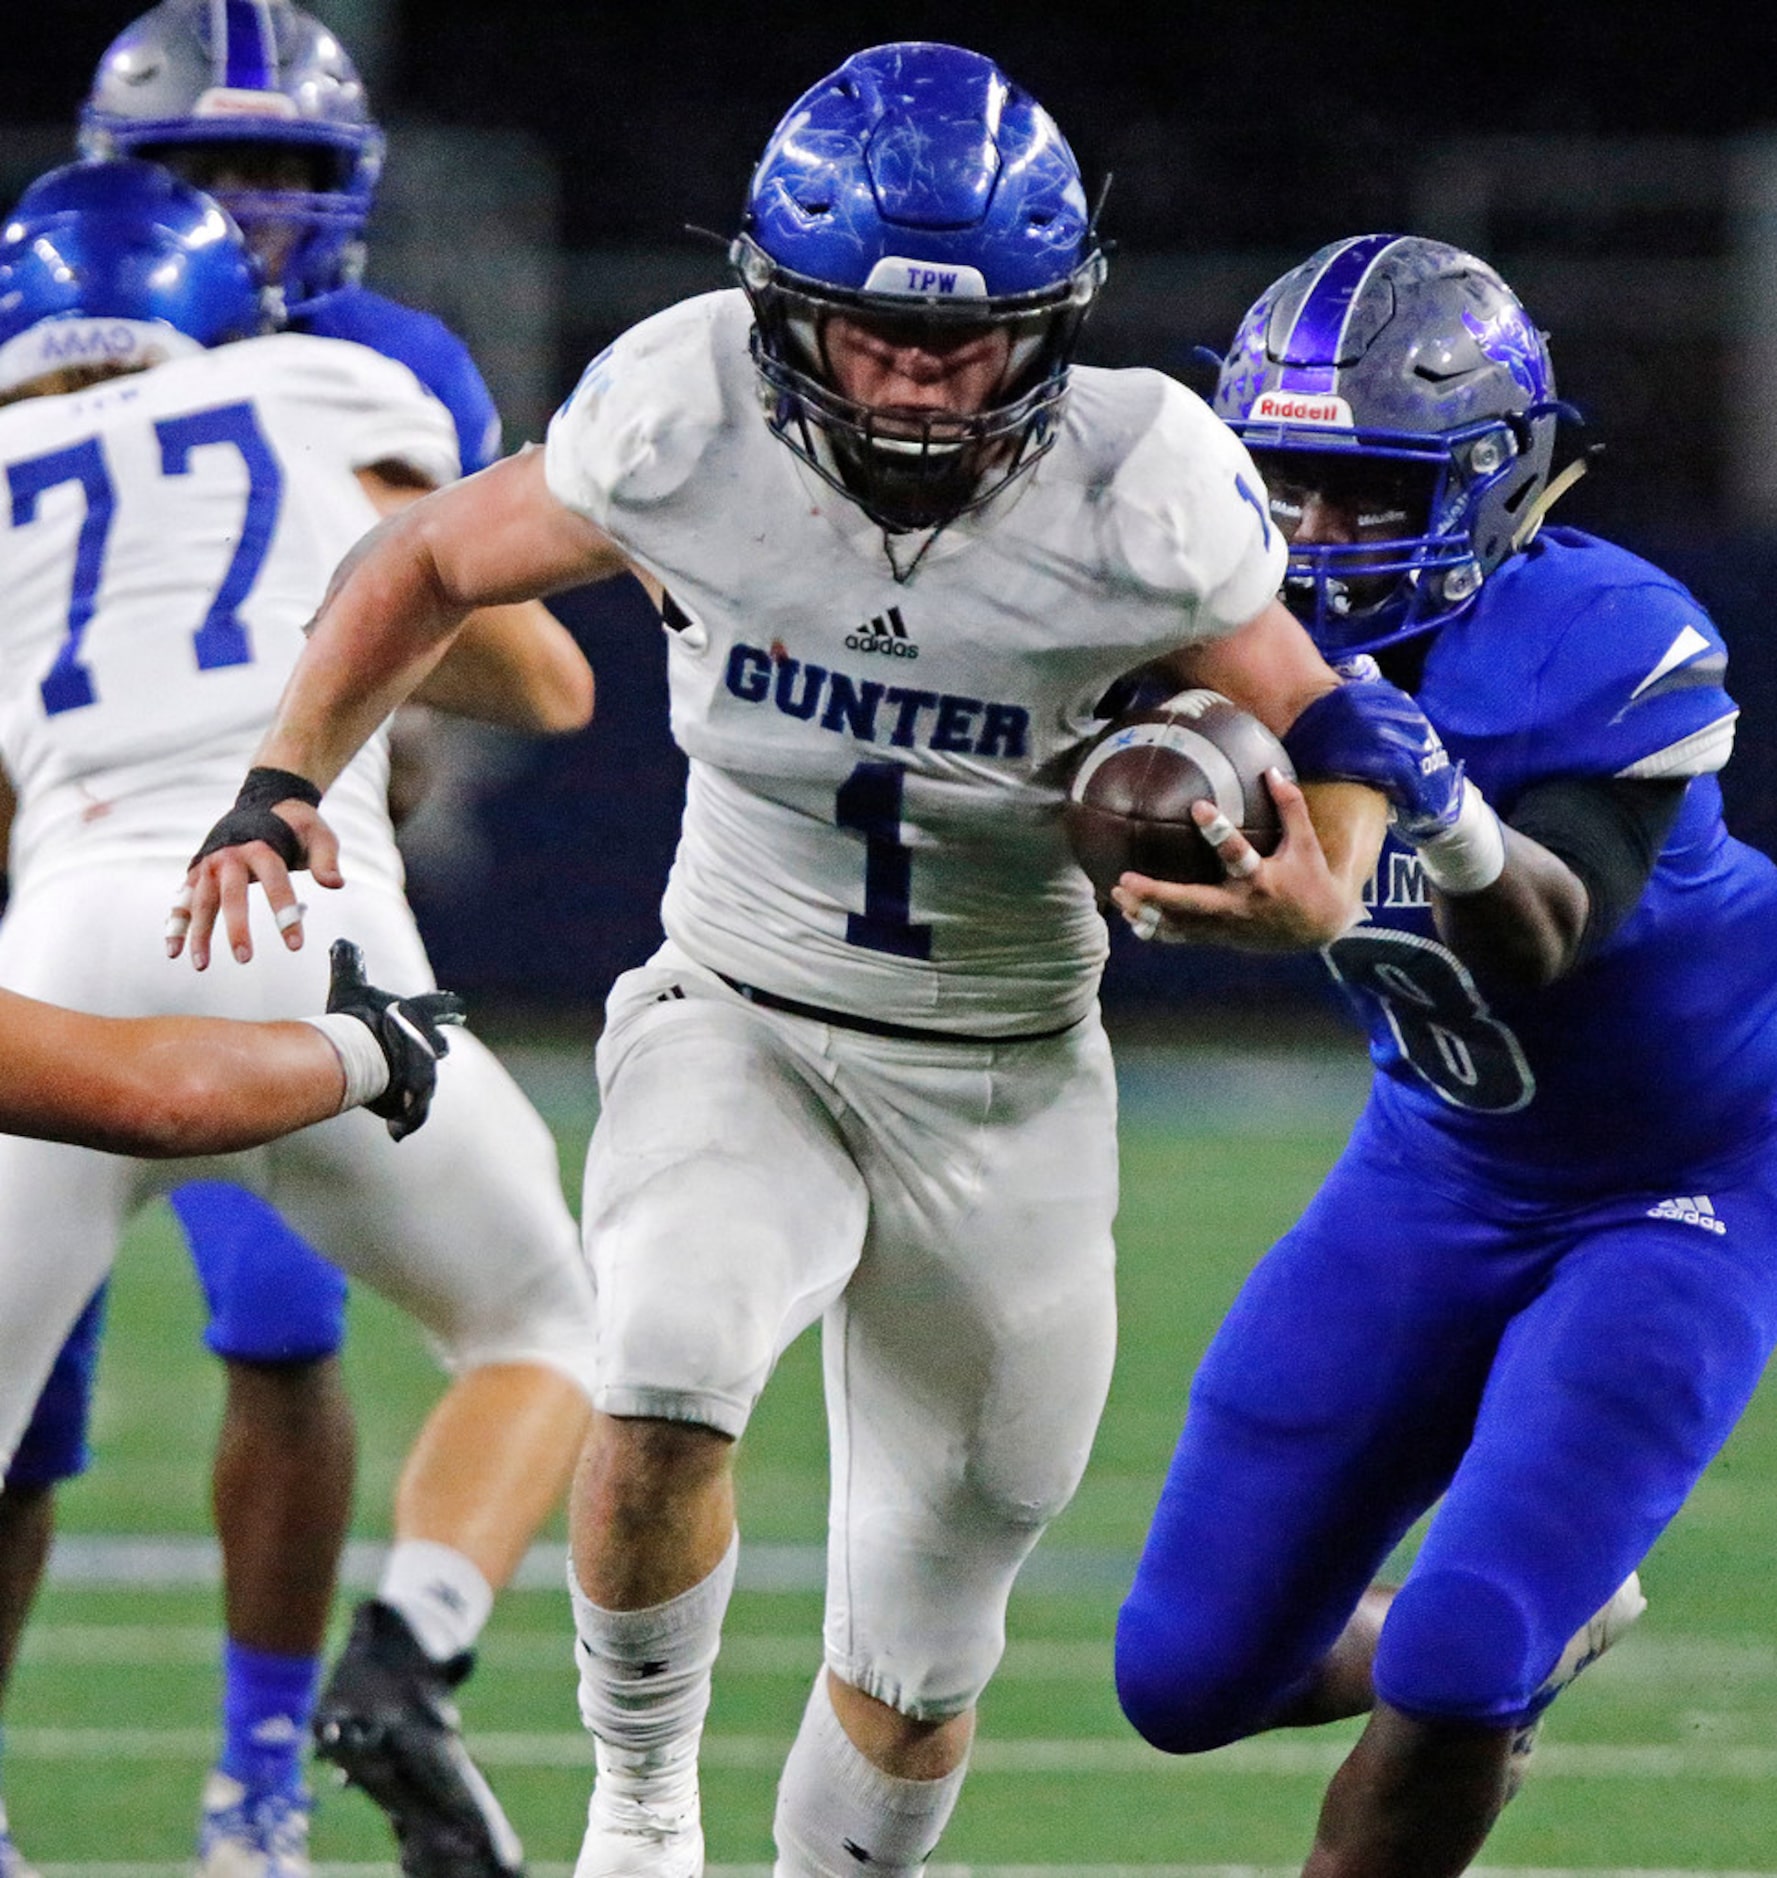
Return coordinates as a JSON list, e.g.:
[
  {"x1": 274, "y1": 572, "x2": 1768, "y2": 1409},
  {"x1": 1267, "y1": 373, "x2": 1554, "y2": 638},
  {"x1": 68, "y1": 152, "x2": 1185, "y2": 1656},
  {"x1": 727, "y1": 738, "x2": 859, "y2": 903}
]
[
  {"x1": 239, "y1": 333, "x2": 461, "y2": 487},
  {"x1": 1531, "y1": 551, "x2": 1737, "y2": 779},
  {"x1": 1091, "y1": 370, "x2": 1285, "y2": 631},
  {"x1": 544, "y1": 292, "x2": 740, "y2": 523}
]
